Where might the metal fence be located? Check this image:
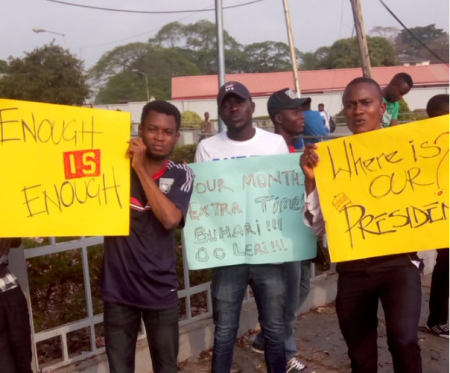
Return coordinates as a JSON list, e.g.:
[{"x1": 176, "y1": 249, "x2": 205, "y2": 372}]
[{"x1": 11, "y1": 236, "x2": 259, "y2": 372}]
